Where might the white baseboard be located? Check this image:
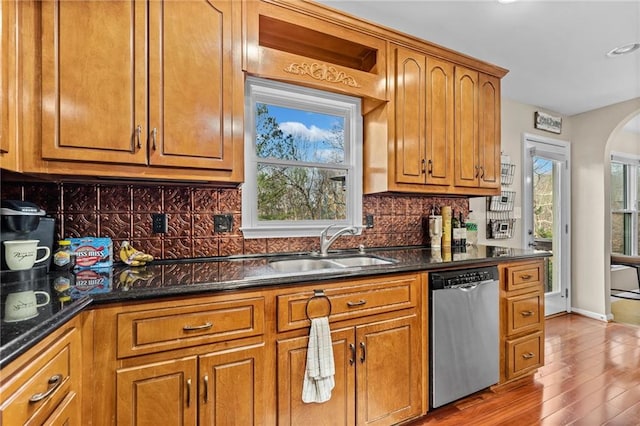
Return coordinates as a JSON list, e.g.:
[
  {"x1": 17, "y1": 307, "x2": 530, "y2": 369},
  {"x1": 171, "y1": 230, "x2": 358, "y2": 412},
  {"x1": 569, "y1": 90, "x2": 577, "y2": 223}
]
[{"x1": 570, "y1": 307, "x2": 612, "y2": 322}]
